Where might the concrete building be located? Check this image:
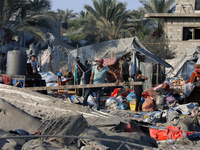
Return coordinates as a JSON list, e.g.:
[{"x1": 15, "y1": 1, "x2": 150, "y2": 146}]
[{"x1": 145, "y1": 0, "x2": 200, "y2": 57}]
